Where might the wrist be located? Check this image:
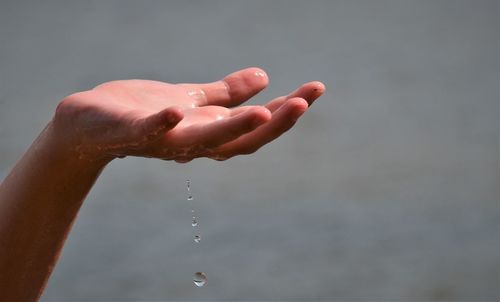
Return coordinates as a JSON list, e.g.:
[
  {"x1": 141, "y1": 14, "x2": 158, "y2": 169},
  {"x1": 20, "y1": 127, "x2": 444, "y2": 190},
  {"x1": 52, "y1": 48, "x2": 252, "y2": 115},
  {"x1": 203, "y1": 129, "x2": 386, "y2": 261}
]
[{"x1": 43, "y1": 119, "x2": 114, "y2": 169}]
